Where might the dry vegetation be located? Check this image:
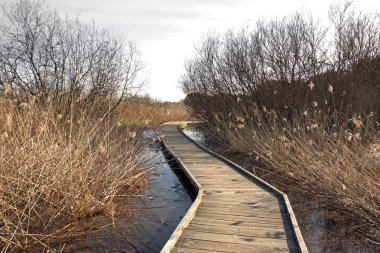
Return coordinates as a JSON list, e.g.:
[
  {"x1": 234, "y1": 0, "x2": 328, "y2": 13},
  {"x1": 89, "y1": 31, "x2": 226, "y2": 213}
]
[
  {"x1": 210, "y1": 100, "x2": 380, "y2": 243},
  {"x1": 116, "y1": 97, "x2": 191, "y2": 126},
  {"x1": 0, "y1": 1, "x2": 190, "y2": 251},
  {"x1": 0, "y1": 94, "x2": 188, "y2": 251},
  {"x1": 0, "y1": 95, "x2": 154, "y2": 251},
  {"x1": 182, "y1": 2, "x2": 380, "y2": 245}
]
